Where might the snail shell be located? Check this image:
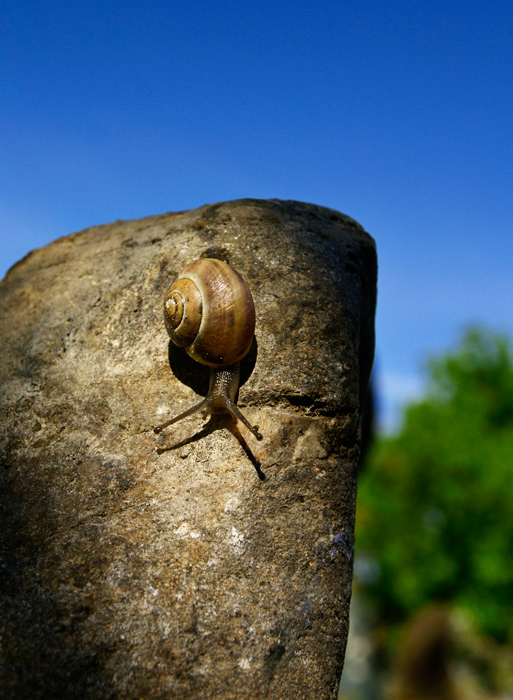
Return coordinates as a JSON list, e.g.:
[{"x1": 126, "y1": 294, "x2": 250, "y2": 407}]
[{"x1": 163, "y1": 258, "x2": 256, "y2": 367}]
